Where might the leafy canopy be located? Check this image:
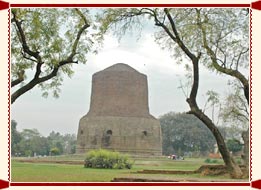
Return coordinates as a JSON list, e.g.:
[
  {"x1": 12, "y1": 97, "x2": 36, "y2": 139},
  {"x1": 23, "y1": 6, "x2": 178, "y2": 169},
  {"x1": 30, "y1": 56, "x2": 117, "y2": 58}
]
[{"x1": 11, "y1": 8, "x2": 98, "y2": 102}]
